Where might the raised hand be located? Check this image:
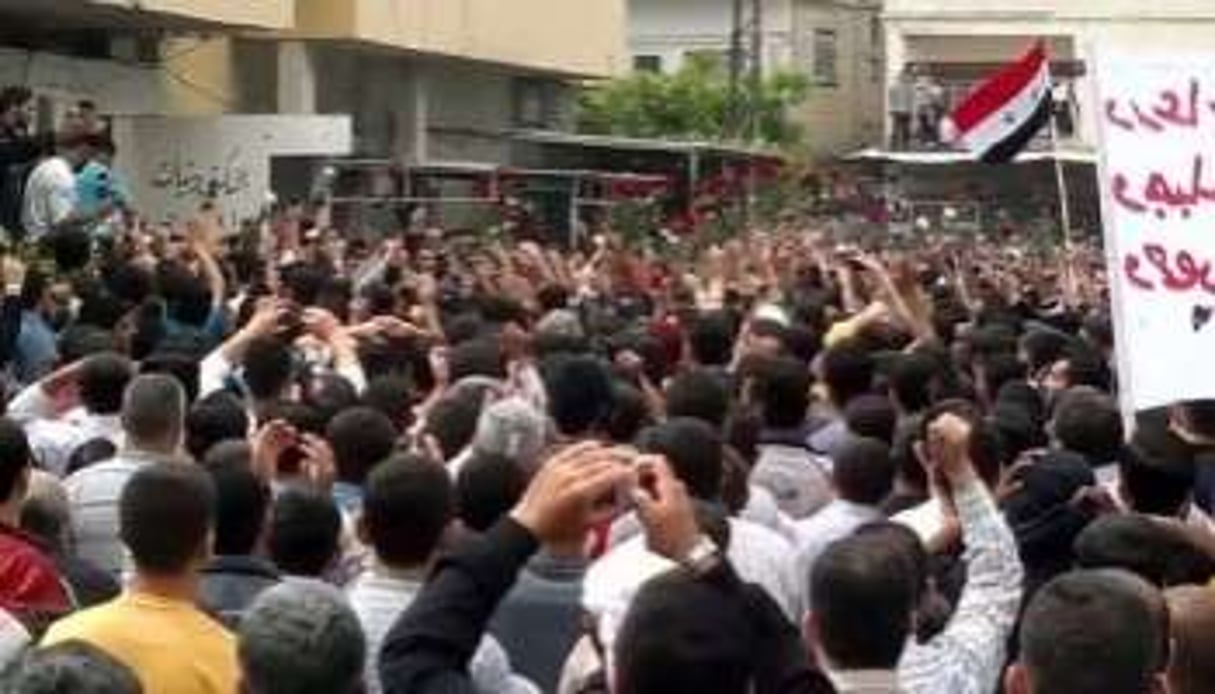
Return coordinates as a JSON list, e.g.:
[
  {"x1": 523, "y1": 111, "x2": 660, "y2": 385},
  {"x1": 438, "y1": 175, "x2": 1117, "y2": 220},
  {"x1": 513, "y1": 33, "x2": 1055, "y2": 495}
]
[{"x1": 509, "y1": 442, "x2": 633, "y2": 545}]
